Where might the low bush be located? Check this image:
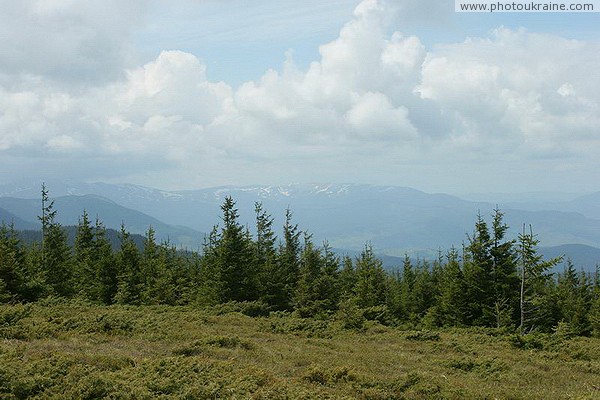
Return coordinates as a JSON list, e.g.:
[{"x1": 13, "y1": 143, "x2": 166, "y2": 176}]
[
  {"x1": 405, "y1": 330, "x2": 441, "y2": 341},
  {"x1": 267, "y1": 314, "x2": 332, "y2": 337},
  {"x1": 207, "y1": 301, "x2": 271, "y2": 317}
]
